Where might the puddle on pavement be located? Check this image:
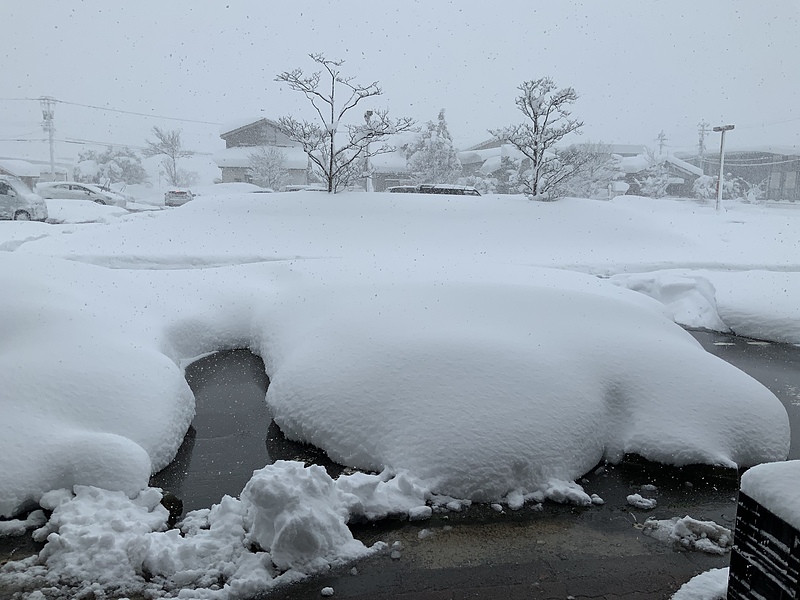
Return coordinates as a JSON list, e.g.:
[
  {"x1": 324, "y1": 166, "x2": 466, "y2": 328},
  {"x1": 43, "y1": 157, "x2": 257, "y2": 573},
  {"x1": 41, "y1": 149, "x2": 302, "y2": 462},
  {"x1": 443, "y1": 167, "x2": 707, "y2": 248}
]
[{"x1": 149, "y1": 349, "x2": 344, "y2": 514}]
